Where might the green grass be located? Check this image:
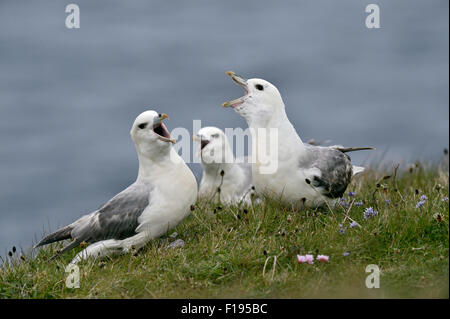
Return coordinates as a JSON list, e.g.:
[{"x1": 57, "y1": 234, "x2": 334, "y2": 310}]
[{"x1": 1, "y1": 164, "x2": 448, "y2": 298}]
